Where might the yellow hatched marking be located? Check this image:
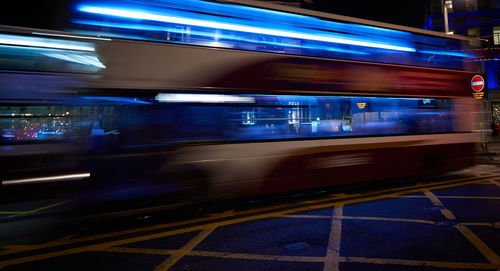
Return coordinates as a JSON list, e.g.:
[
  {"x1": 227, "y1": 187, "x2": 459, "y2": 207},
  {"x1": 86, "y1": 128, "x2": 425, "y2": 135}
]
[
  {"x1": 324, "y1": 203, "x2": 343, "y2": 271},
  {"x1": 1, "y1": 174, "x2": 493, "y2": 258},
  {"x1": 104, "y1": 246, "x2": 326, "y2": 262},
  {"x1": 423, "y1": 190, "x2": 456, "y2": 220},
  {"x1": 154, "y1": 228, "x2": 216, "y2": 271},
  {"x1": 423, "y1": 188, "x2": 500, "y2": 265},
  {"x1": 279, "y1": 214, "x2": 435, "y2": 225},
  {"x1": 461, "y1": 222, "x2": 496, "y2": 227},
  {"x1": 454, "y1": 224, "x2": 500, "y2": 264},
  {"x1": 1, "y1": 175, "x2": 498, "y2": 268},
  {"x1": 103, "y1": 247, "x2": 498, "y2": 269}
]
